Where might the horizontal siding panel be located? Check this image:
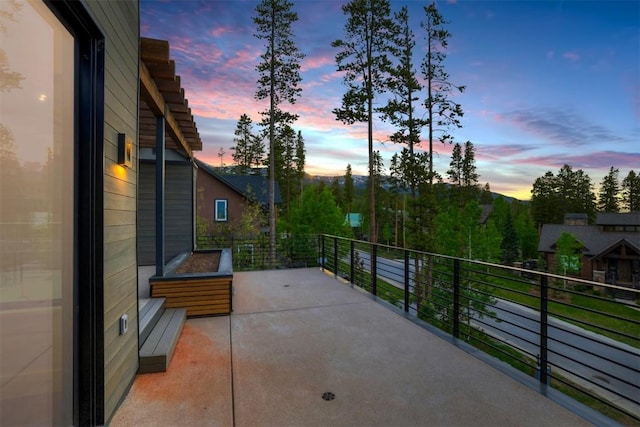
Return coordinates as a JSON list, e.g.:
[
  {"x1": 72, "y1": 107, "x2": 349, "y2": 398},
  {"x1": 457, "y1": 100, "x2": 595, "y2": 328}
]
[
  {"x1": 104, "y1": 337, "x2": 138, "y2": 420},
  {"x1": 104, "y1": 237, "x2": 136, "y2": 263},
  {"x1": 104, "y1": 292, "x2": 137, "y2": 360},
  {"x1": 104, "y1": 174, "x2": 136, "y2": 198},
  {"x1": 105, "y1": 192, "x2": 136, "y2": 212},
  {"x1": 104, "y1": 264, "x2": 137, "y2": 314},
  {"x1": 104, "y1": 209, "x2": 136, "y2": 227},
  {"x1": 104, "y1": 224, "x2": 136, "y2": 245}
]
